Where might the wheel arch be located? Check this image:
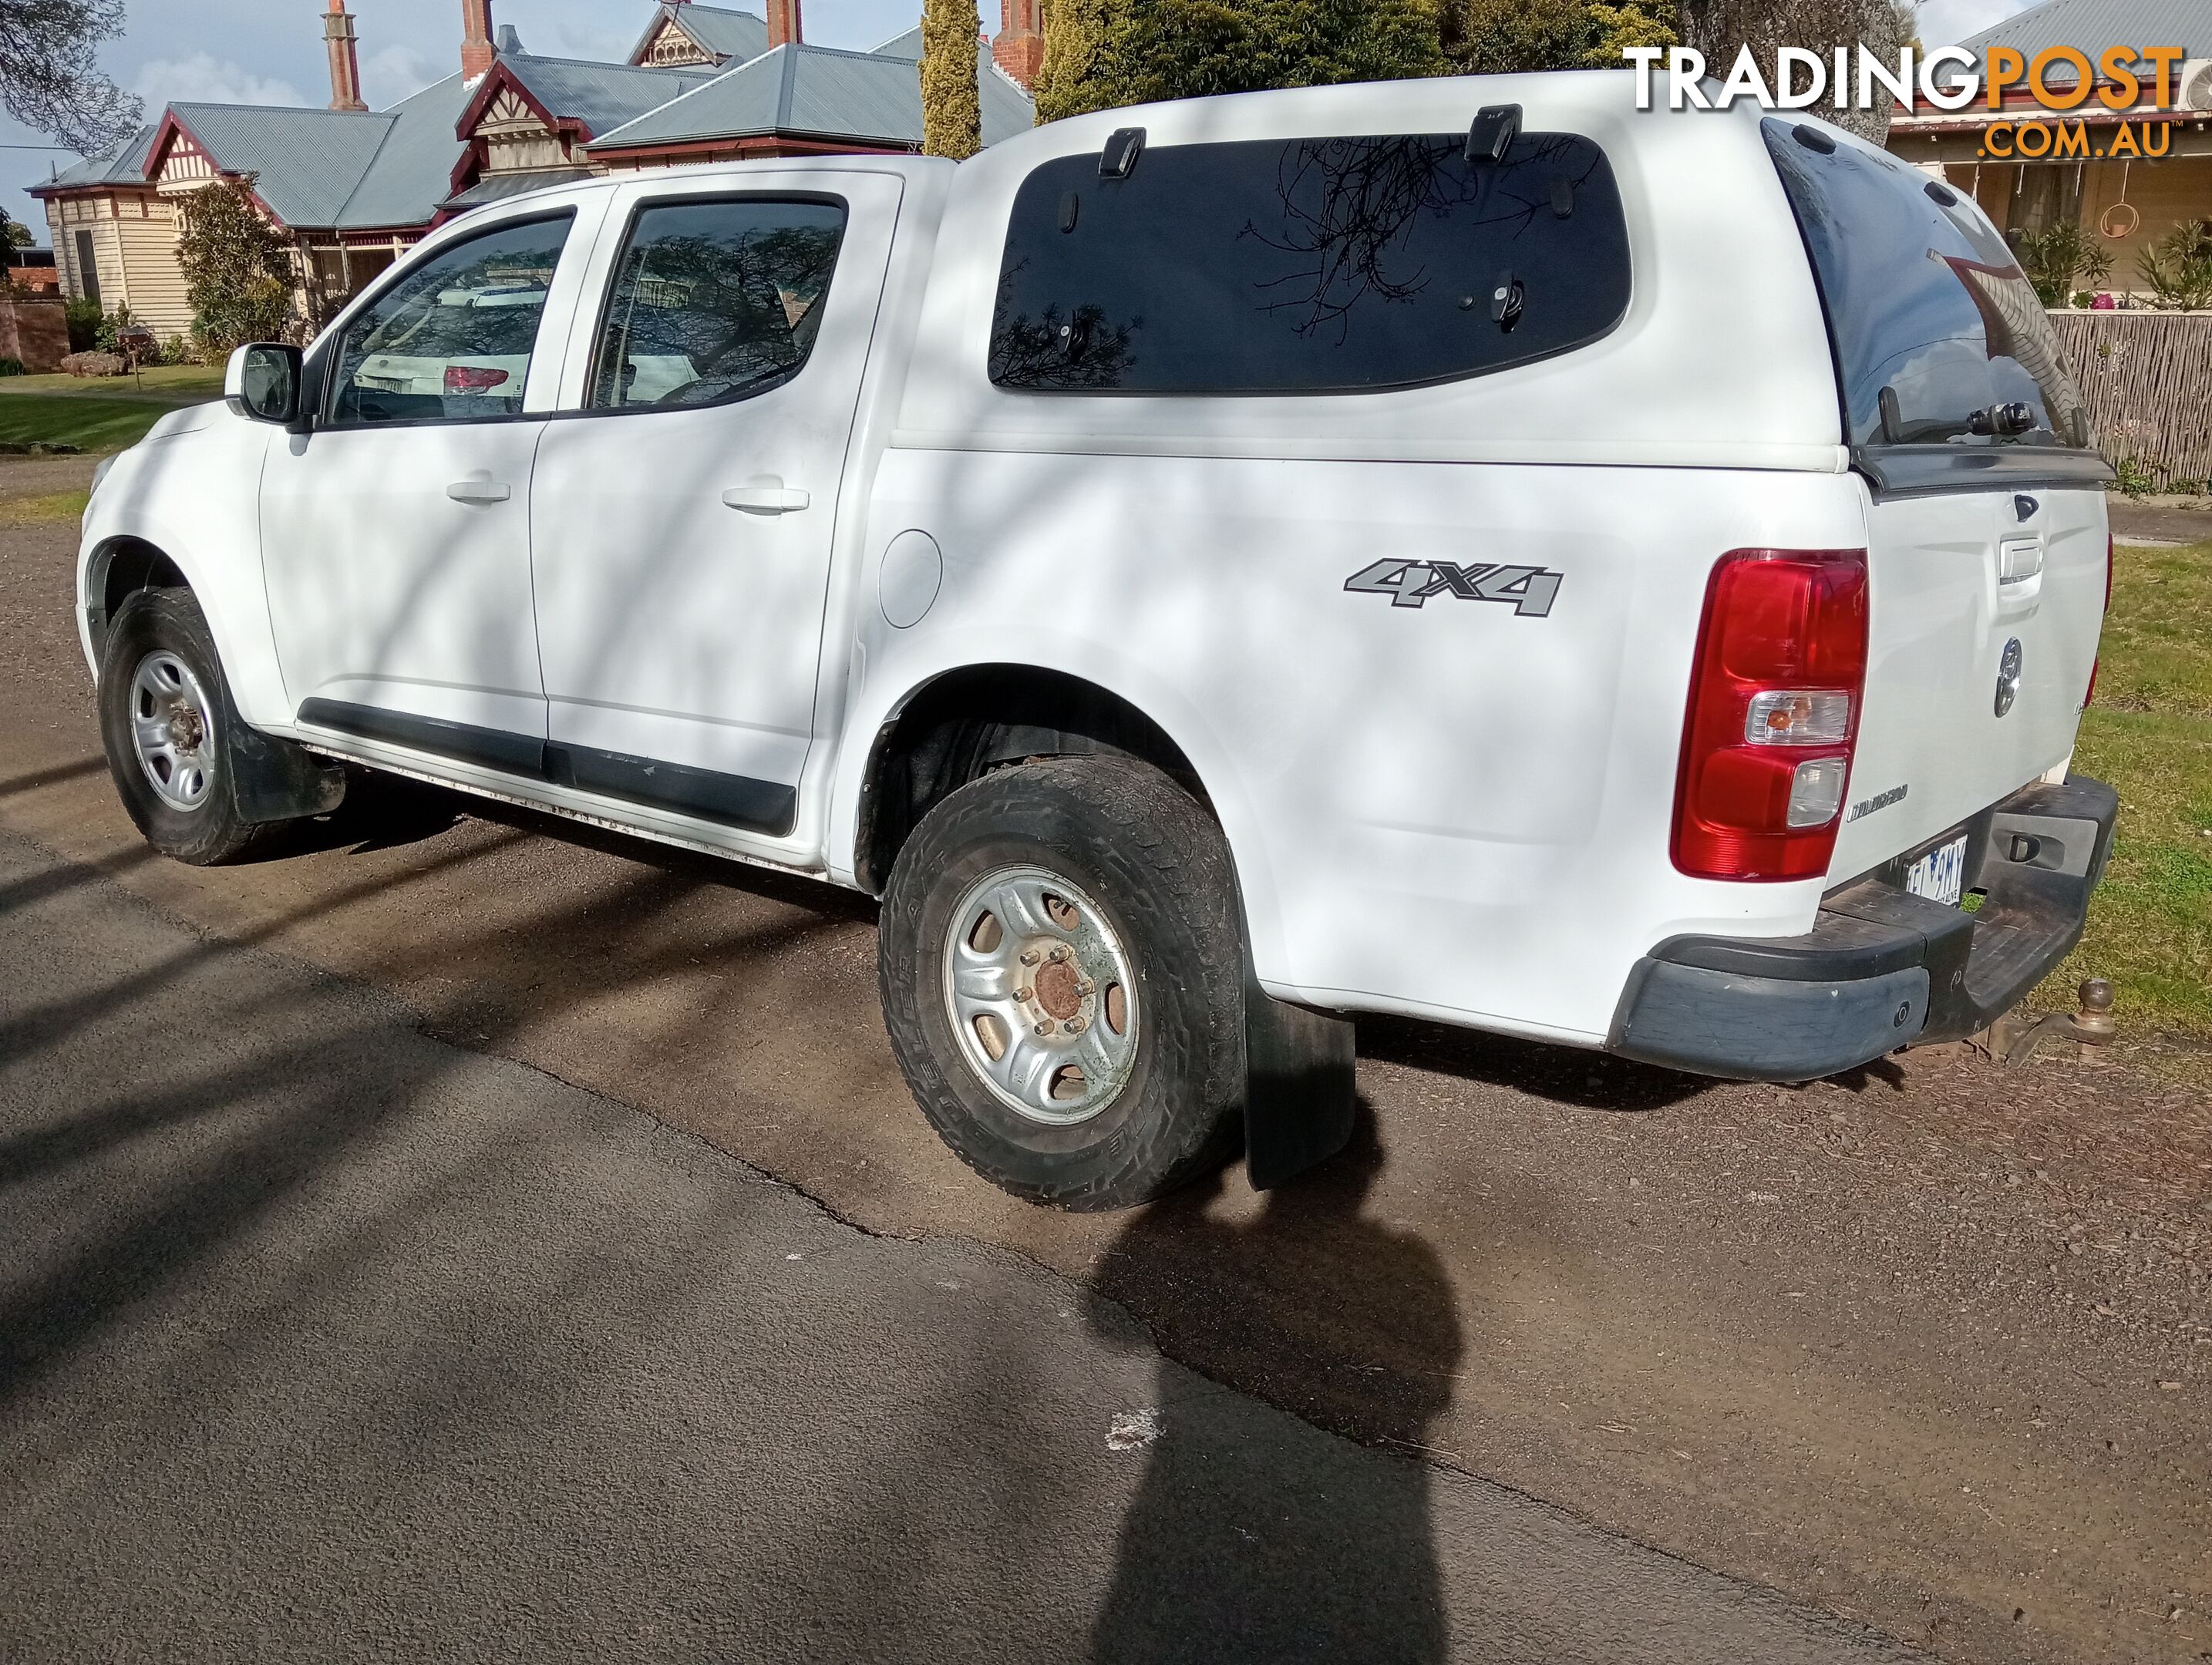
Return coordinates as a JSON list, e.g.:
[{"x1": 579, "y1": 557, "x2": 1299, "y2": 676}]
[
  {"x1": 84, "y1": 535, "x2": 189, "y2": 667},
  {"x1": 848, "y1": 662, "x2": 1214, "y2": 896}
]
